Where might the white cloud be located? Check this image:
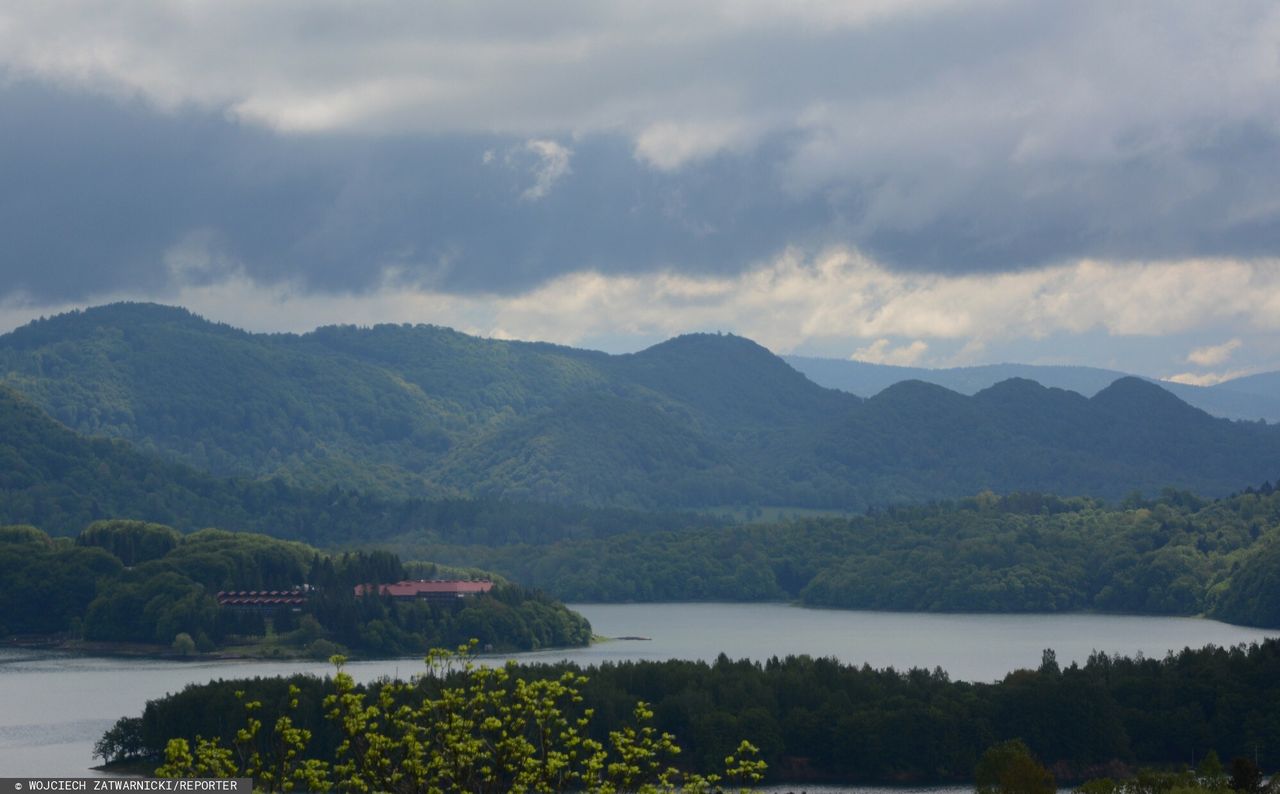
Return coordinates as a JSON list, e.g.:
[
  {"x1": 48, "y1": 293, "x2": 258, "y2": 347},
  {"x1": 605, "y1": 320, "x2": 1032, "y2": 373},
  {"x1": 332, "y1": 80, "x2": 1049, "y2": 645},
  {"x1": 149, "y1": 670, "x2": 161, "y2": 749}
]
[
  {"x1": 851, "y1": 338, "x2": 929, "y2": 366},
  {"x1": 9, "y1": 250, "x2": 1280, "y2": 377},
  {"x1": 633, "y1": 119, "x2": 755, "y2": 170},
  {"x1": 1164, "y1": 369, "x2": 1256, "y2": 387},
  {"x1": 520, "y1": 139, "x2": 572, "y2": 200},
  {"x1": 1186, "y1": 338, "x2": 1242, "y2": 367}
]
